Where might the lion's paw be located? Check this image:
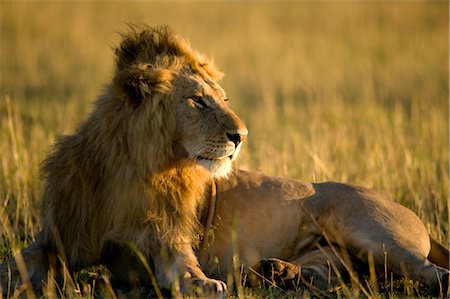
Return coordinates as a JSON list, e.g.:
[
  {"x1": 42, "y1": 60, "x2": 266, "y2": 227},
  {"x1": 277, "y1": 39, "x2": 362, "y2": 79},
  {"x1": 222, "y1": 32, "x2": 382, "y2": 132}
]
[
  {"x1": 249, "y1": 258, "x2": 299, "y2": 288},
  {"x1": 183, "y1": 277, "x2": 227, "y2": 298}
]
